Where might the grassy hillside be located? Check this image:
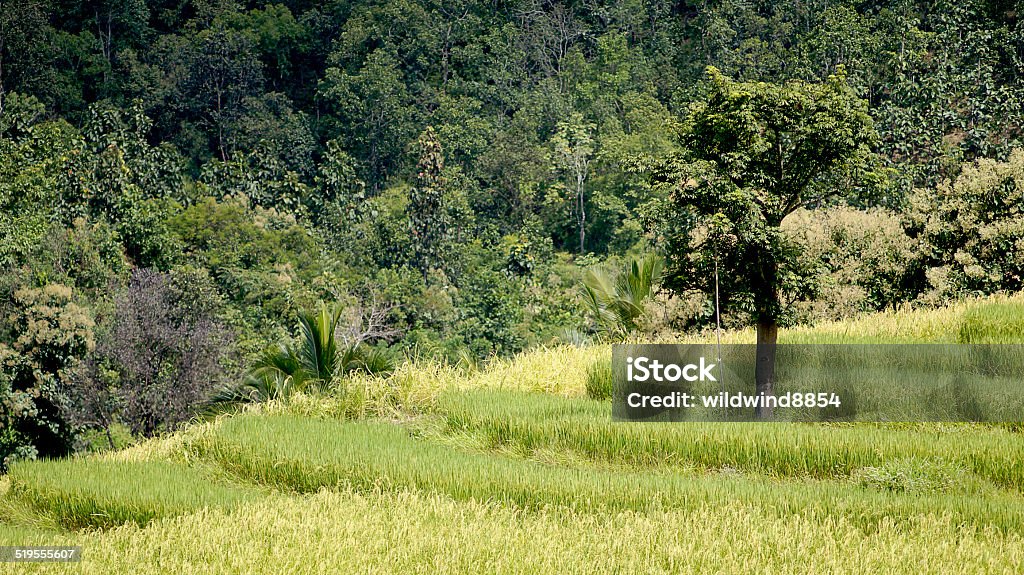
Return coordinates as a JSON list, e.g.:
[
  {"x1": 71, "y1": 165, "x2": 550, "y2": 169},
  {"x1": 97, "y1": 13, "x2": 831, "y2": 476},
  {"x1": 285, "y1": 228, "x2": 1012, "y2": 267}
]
[{"x1": 2, "y1": 296, "x2": 1024, "y2": 573}]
